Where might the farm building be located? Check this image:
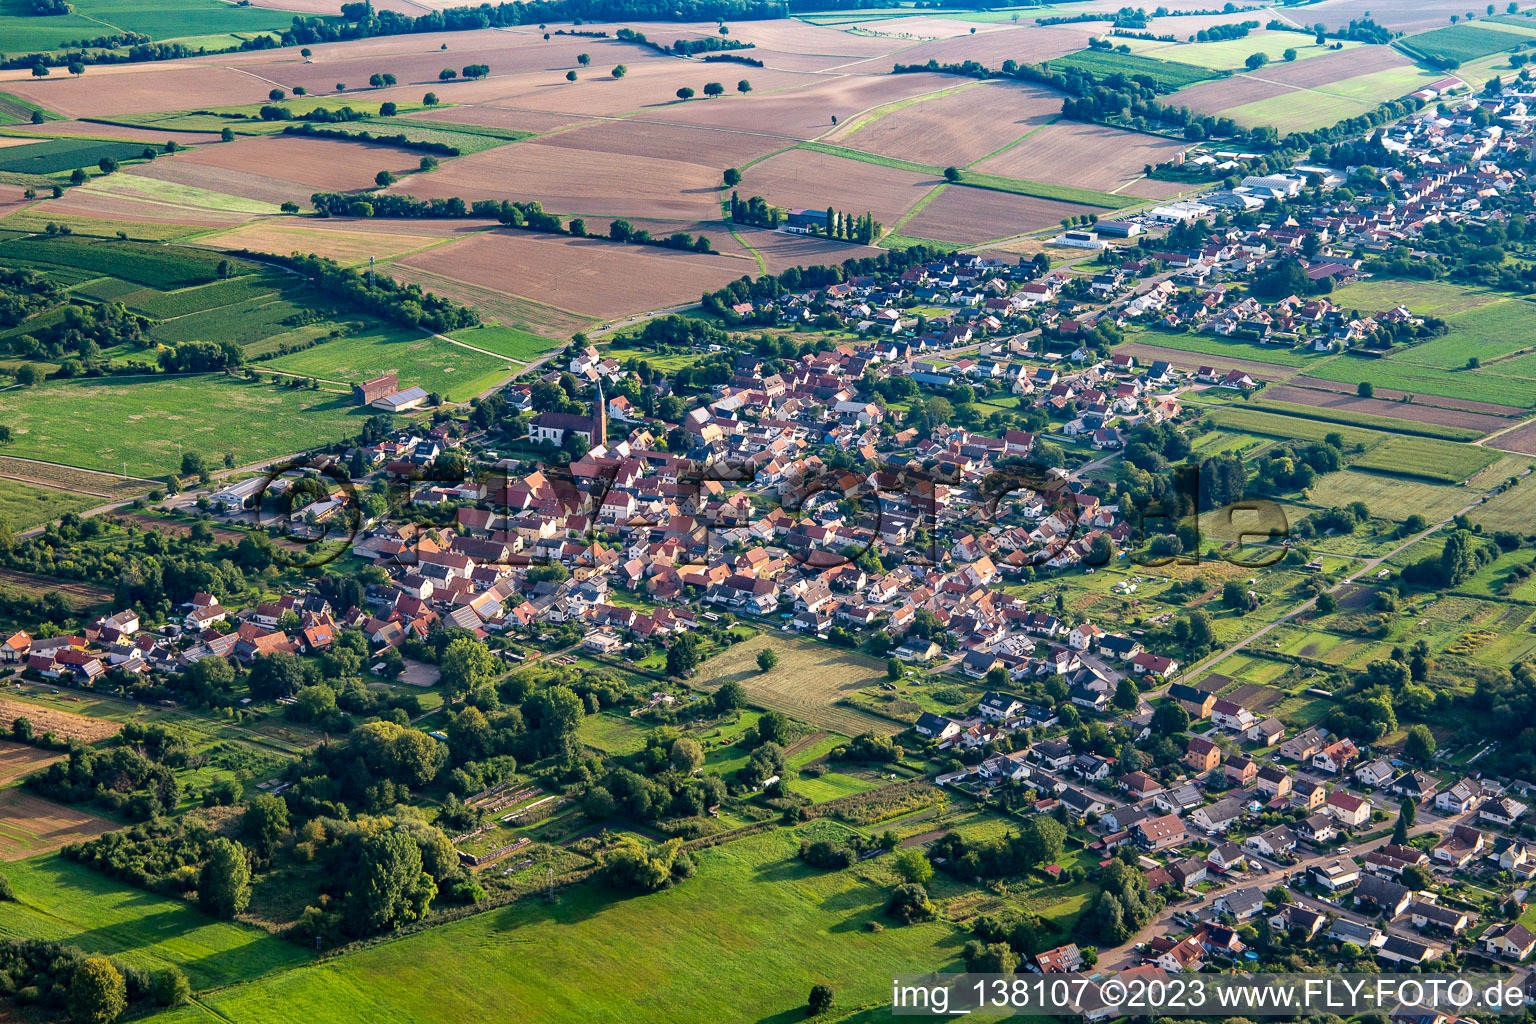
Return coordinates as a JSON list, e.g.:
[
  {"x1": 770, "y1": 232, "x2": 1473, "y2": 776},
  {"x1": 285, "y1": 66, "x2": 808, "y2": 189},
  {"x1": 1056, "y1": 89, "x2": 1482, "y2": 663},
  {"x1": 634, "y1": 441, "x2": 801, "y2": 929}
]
[{"x1": 354, "y1": 374, "x2": 400, "y2": 406}]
